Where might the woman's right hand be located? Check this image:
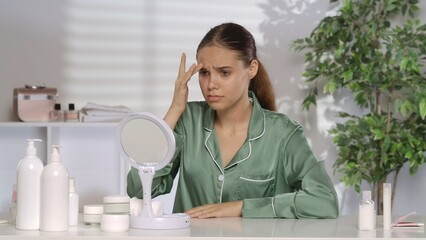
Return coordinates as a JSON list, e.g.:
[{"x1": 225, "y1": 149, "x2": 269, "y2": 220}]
[{"x1": 164, "y1": 53, "x2": 203, "y2": 129}]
